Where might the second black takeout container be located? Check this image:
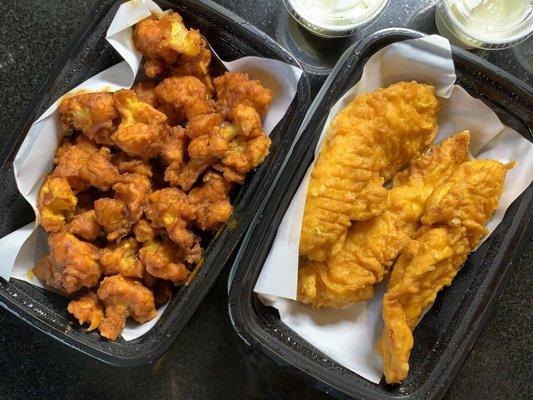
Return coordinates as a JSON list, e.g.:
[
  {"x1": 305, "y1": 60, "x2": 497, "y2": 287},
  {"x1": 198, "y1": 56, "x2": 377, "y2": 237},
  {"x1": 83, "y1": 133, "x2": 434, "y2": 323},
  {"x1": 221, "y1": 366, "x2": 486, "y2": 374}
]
[
  {"x1": 0, "y1": 0, "x2": 311, "y2": 366},
  {"x1": 228, "y1": 29, "x2": 533, "y2": 399}
]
